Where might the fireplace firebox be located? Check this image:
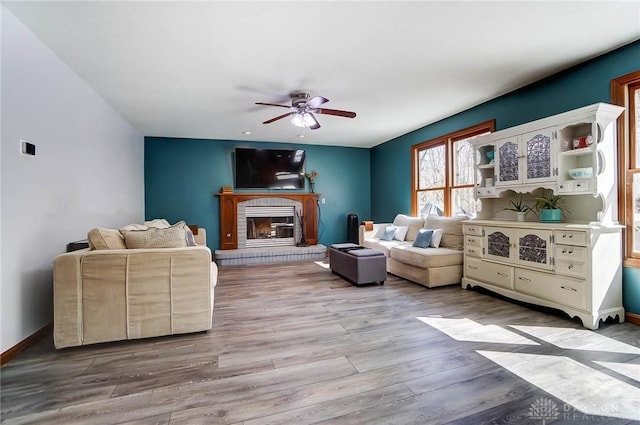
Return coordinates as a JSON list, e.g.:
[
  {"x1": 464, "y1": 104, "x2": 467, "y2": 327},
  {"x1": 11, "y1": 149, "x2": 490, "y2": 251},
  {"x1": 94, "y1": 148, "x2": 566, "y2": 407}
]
[{"x1": 245, "y1": 206, "x2": 295, "y2": 247}]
